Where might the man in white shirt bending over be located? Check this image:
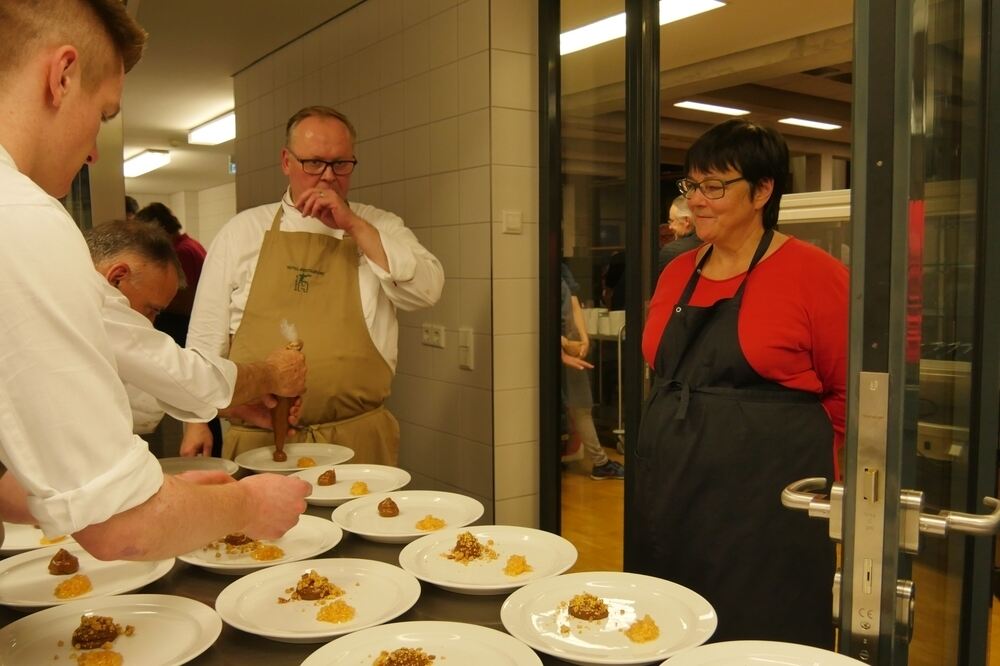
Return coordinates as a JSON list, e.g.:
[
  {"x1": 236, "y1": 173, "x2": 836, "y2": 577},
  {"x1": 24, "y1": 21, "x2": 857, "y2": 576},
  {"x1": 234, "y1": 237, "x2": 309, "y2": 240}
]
[
  {"x1": 184, "y1": 106, "x2": 444, "y2": 465},
  {"x1": 0, "y1": 0, "x2": 310, "y2": 560},
  {"x1": 85, "y1": 219, "x2": 305, "y2": 437}
]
